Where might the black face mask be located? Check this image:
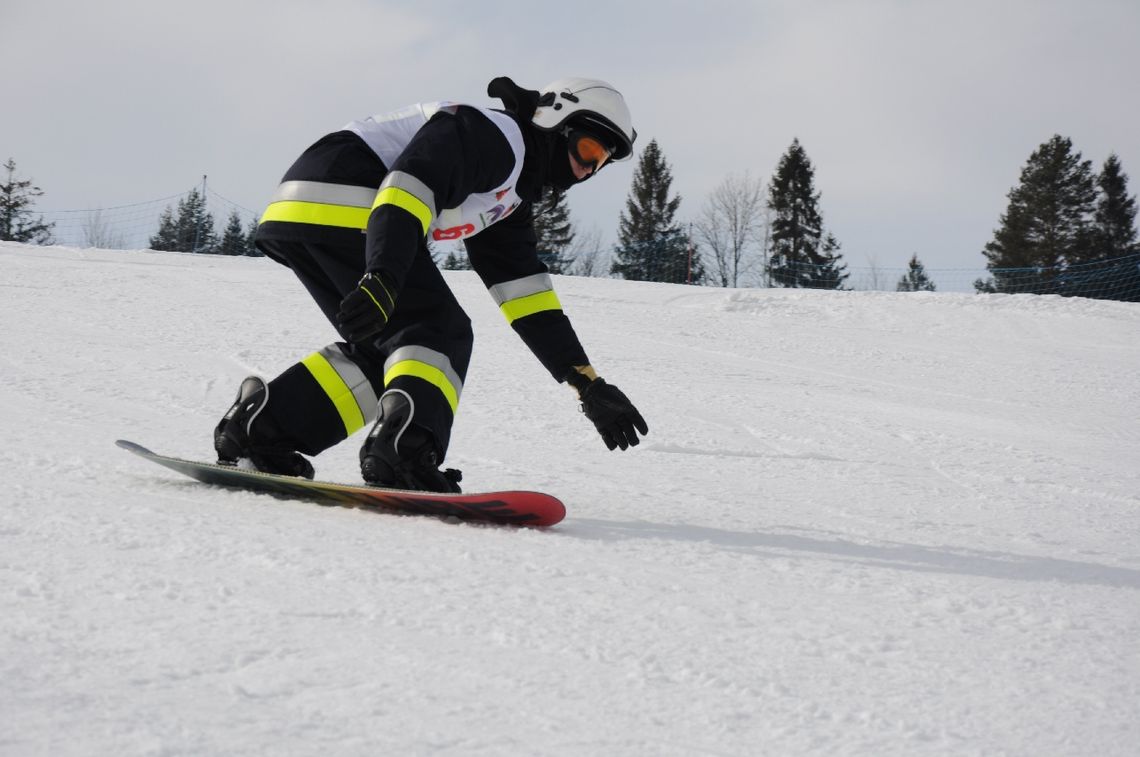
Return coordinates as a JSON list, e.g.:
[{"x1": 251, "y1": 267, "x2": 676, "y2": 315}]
[{"x1": 545, "y1": 131, "x2": 584, "y2": 192}]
